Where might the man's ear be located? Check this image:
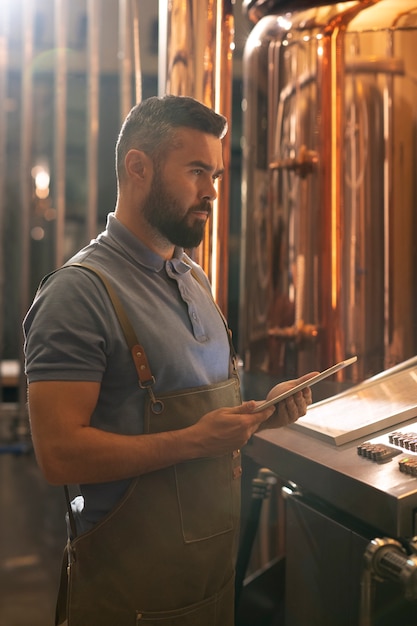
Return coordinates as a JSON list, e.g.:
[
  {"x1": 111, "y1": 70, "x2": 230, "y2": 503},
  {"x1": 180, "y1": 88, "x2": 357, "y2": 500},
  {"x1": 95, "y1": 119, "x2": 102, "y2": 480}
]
[{"x1": 125, "y1": 149, "x2": 152, "y2": 181}]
